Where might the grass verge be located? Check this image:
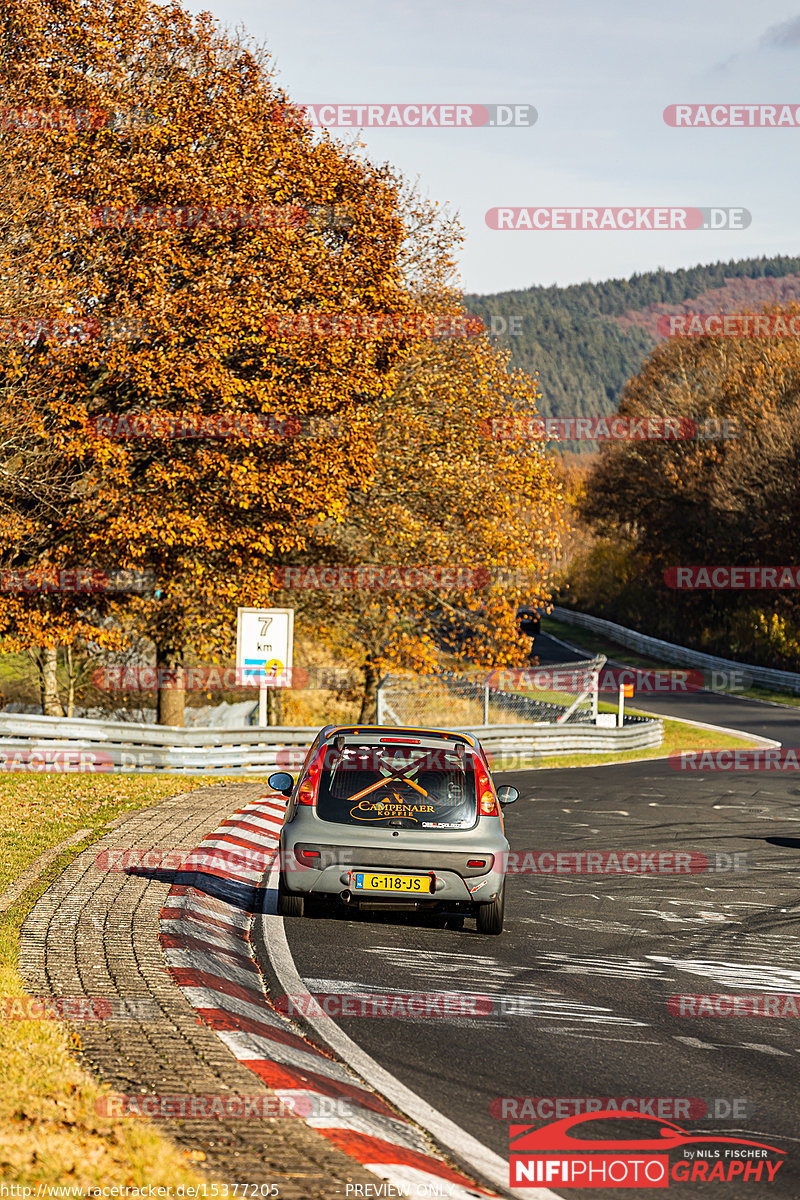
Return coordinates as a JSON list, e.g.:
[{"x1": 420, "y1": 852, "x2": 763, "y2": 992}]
[
  {"x1": 0, "y1": 774, "x2": 239, "y2": 1188},
  {"x1": 492, "y1": 713, "x2": 767, "y2": 772}
]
